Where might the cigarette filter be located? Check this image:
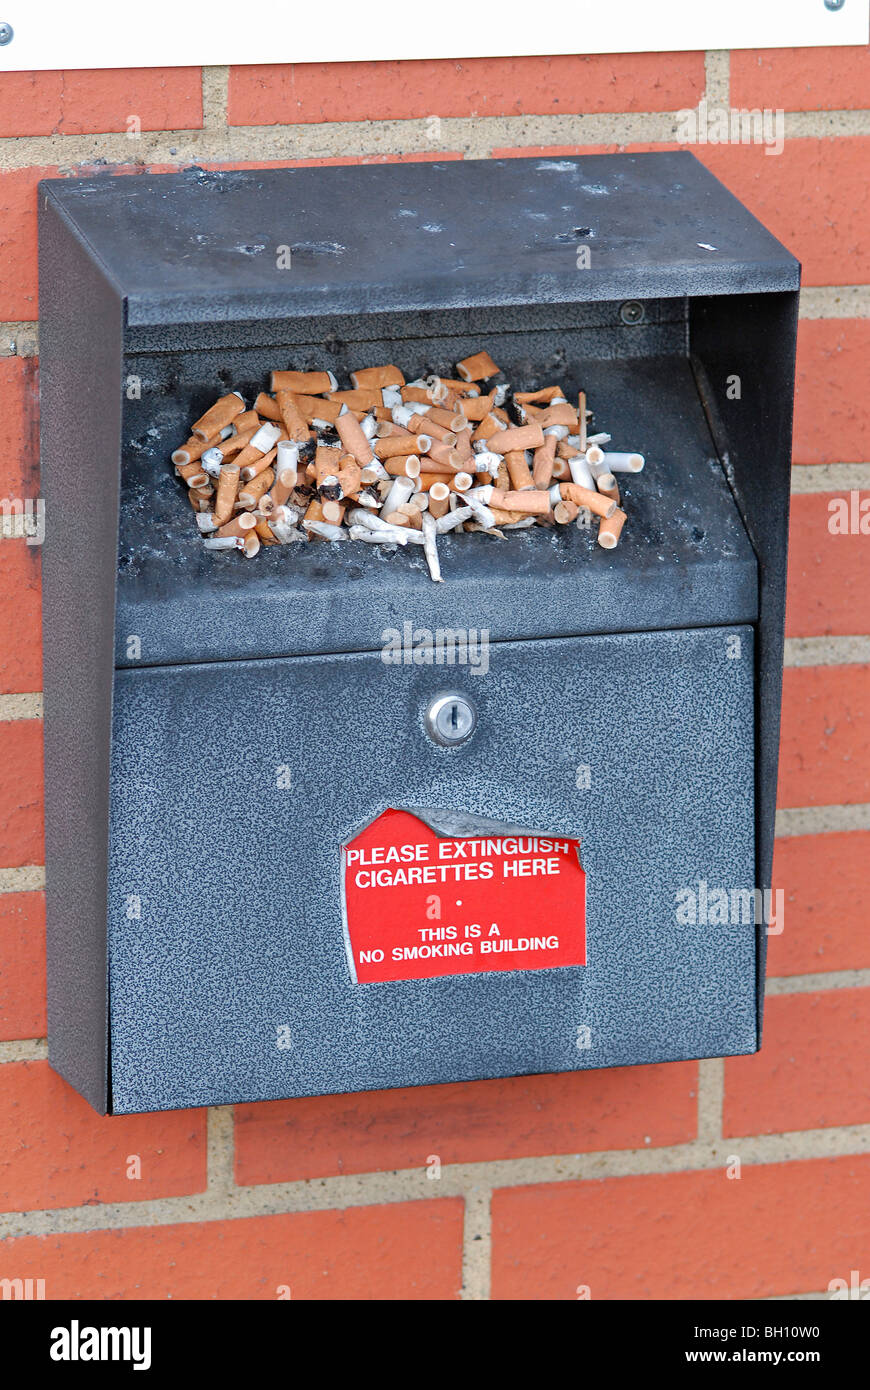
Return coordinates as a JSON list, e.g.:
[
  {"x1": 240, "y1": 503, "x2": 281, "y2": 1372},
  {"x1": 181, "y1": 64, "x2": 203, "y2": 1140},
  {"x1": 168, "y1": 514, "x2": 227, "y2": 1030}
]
[
  {"x1": 488, "y1": 424, "x2": 545, "y2": 454},
  {"x1": 559, "y1": 483, "x2": 616, "y2": 519},
  {"x1": 275, "y1": 390, "x2": 310, "y2": 443},
  {"x1": 271, "y1": 370, "x2": 337, "y2": 394},
  {"x1": 350, "y1": 364, "x2": 405, "y2": 390},
  {"x1": 335, "y1": 410, "x2": 375, "y2": 465},
  {"x1": 598, "y1": 508, "x2": 627, "y2": 549},
  {"x1": 456, "y1": 350, "x2": 499, "y2": 382},
  {"x1": 191, "y1": 391, "x2": 245, "y2": 441},
  {"x1": 488, "y1": 489, "x2": 551, "y2": 515}
]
